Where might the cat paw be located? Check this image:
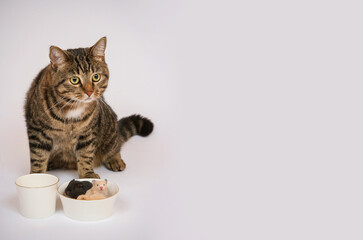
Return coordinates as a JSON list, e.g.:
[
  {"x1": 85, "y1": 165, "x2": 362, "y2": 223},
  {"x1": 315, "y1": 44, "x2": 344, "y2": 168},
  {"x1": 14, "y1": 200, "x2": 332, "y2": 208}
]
[
  {"x1": 104, "y1": 157, "x2": 126, "y2": 172},
  {"x1": 81, "y1": 172, "x2": 100, "y2": 179}
]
